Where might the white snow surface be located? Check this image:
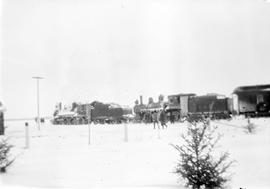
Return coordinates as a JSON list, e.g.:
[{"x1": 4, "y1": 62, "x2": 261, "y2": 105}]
[{"x1": 0, "y1": 117, "x2": 270, "y2": 189}]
